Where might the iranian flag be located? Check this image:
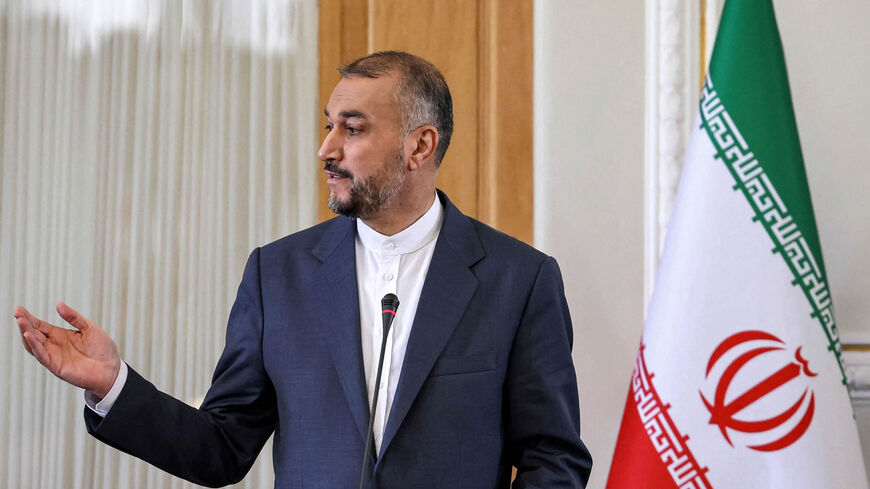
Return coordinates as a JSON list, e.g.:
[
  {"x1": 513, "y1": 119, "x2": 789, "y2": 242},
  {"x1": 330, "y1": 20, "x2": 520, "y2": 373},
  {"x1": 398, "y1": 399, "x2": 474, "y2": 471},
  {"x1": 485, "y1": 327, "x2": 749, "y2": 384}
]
[{"x1": 606, "y1": 1, "x2": 869, "y2": 488}]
